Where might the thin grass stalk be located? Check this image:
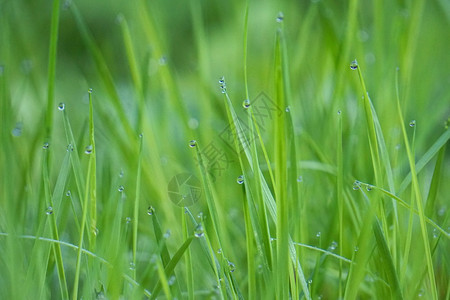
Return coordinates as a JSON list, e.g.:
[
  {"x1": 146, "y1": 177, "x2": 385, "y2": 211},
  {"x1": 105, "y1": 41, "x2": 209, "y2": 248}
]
[{"x1": 395, "y1": 68, "x2": 438, "y2": 299}]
